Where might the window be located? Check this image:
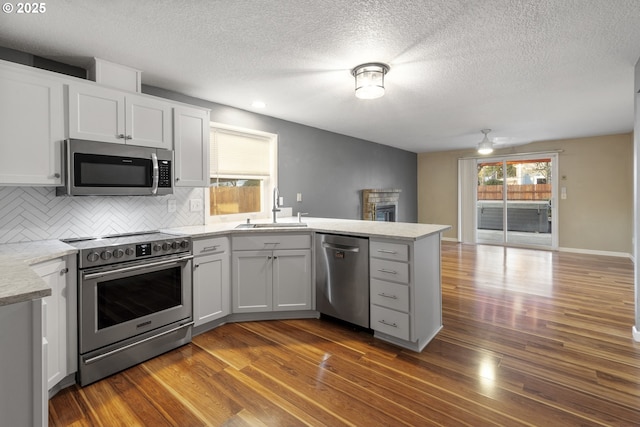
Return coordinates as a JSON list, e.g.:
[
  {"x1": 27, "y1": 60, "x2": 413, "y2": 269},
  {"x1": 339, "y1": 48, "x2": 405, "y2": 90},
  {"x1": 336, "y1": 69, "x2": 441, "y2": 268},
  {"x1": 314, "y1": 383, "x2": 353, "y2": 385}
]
[{"x1": 207, "y1": 123, "x2": 277, "y2": 221}]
